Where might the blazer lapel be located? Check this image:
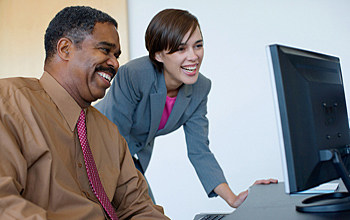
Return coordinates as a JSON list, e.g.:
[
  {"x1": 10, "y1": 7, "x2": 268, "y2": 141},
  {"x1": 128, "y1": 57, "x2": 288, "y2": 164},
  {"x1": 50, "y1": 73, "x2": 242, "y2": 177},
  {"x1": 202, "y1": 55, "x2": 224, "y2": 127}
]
[
  {"x1": 161, "y1": 84, "x2": 192, "y2": 133},
  {"x1": 148, "y1": 92, "x2": 166, "y2": 139},
  {"x1": 139, "y1": 76, "x2": 193, "y2": 171},
  {"x1": 137, "y1": 90, "x2": 166, "y2": 172},
  {"x1": 138, "y1": 72, "x2": 167, "y2": 171},
  {"x1": 147, "y1": 72, "x2": 167, "y2": 143}
]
